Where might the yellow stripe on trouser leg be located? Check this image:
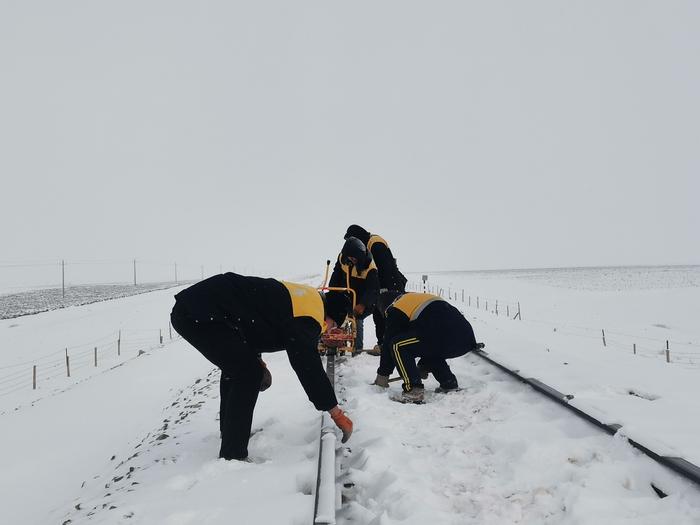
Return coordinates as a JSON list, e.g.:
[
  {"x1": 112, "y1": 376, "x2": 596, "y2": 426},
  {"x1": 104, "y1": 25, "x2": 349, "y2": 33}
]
[{"x1": 392, "y1": 337, "x2": 420, "y2": 391}]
